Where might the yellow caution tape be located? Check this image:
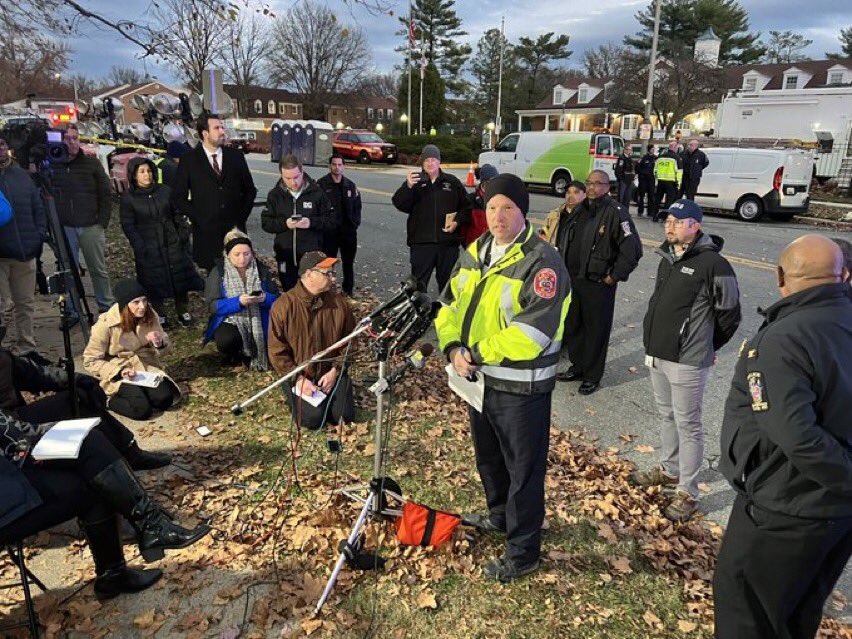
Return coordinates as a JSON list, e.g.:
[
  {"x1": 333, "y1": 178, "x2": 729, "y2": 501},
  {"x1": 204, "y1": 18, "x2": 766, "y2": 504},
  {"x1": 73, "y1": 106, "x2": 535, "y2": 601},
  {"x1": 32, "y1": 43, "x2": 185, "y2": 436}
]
[{"x1": 80, "y1": 137, "x2": 166, "y2": 154}]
